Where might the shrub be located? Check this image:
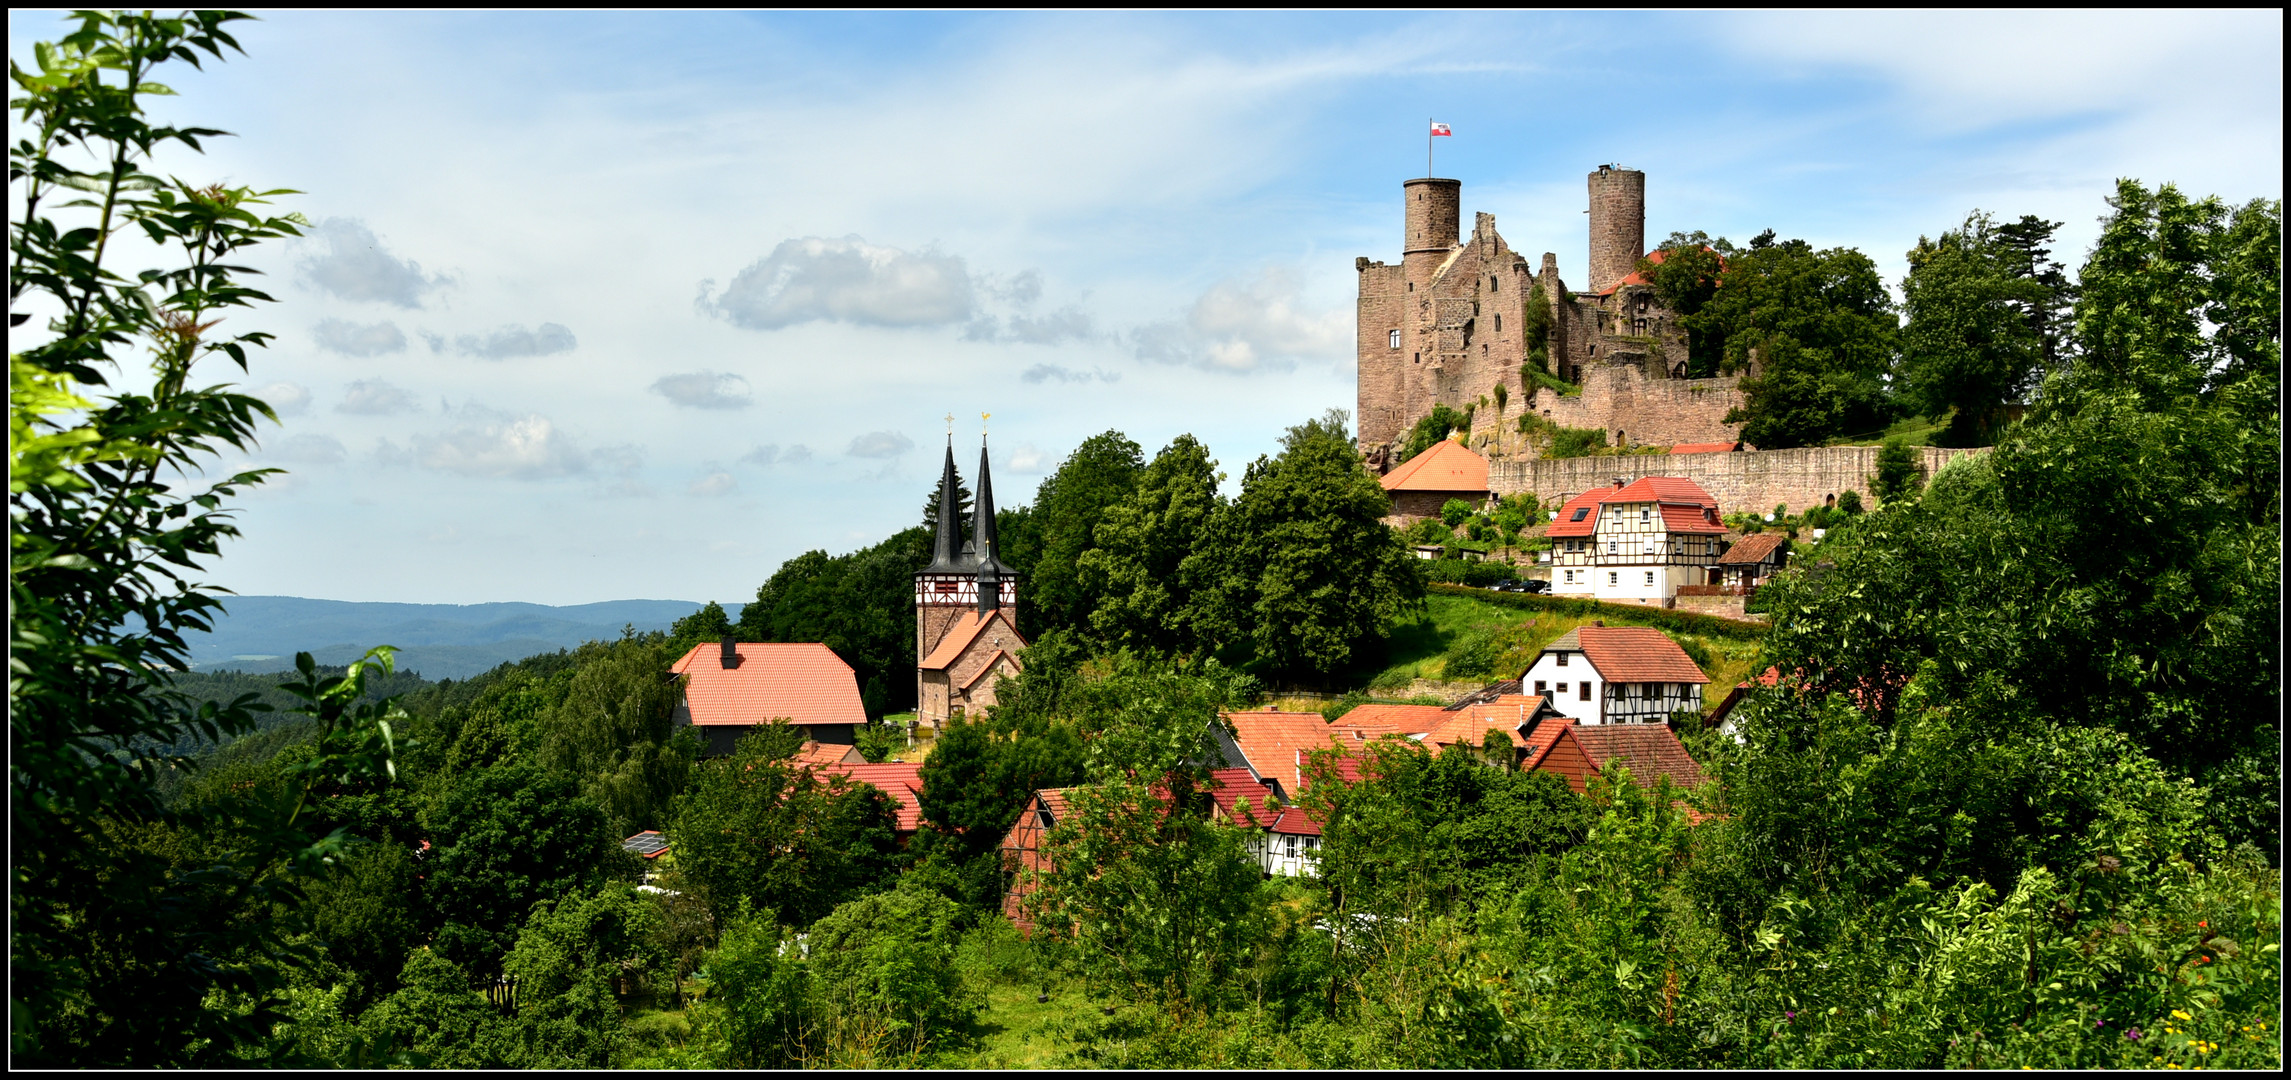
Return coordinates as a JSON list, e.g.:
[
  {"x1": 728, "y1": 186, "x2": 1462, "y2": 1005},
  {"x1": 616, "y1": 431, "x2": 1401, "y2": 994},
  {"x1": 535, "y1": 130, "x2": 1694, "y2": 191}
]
[
  {"x1": 1440, "y1": 499, "x2": 1475, "y2": 528},
  {"x1": 1835, "y1": 489, "x2": 1865, "y2": 515}
]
